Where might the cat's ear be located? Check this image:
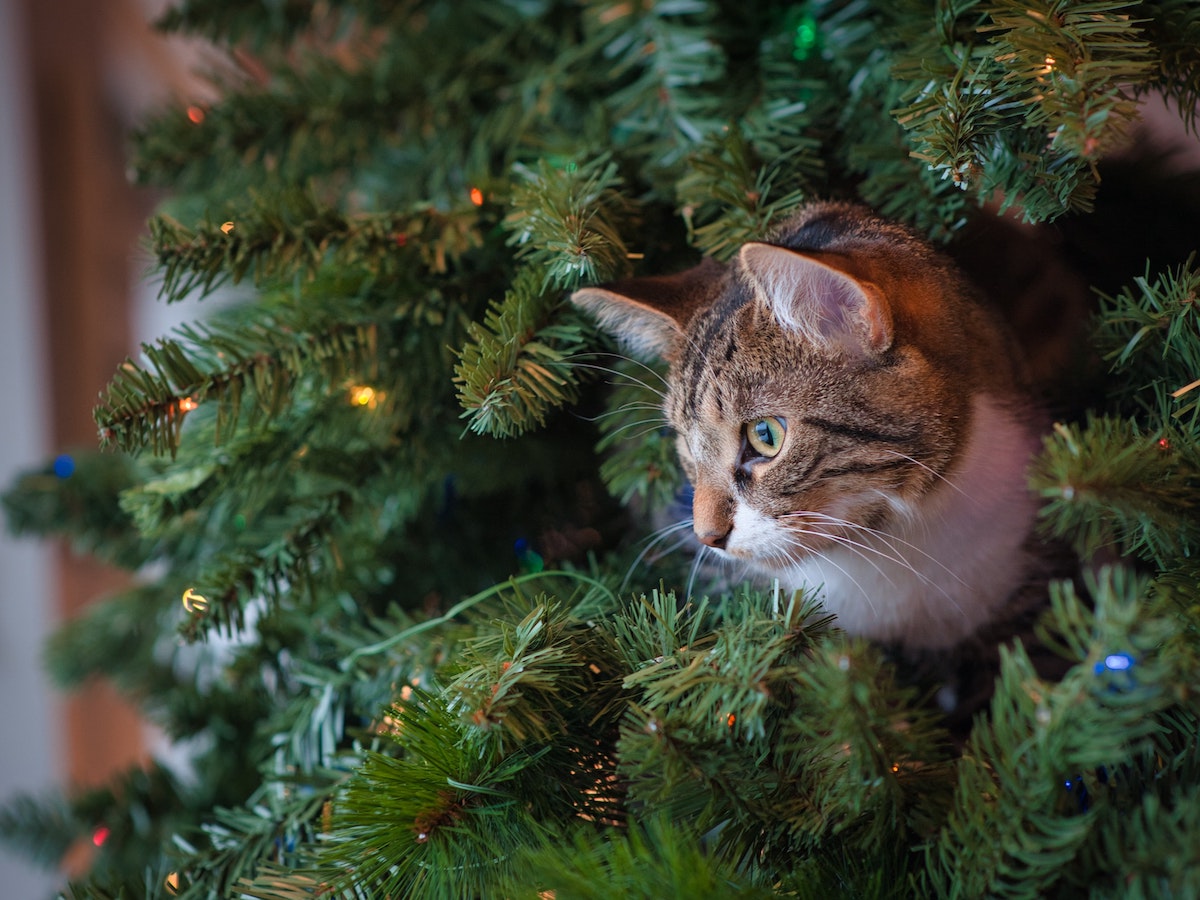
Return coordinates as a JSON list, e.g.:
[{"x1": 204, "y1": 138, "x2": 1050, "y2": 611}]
[
  {"x1": 571, "y1": 258, "x2": 725, "y2": 359},
  {"x1": 738, "y1": 243, "x2": 893, "y2": 356}
]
